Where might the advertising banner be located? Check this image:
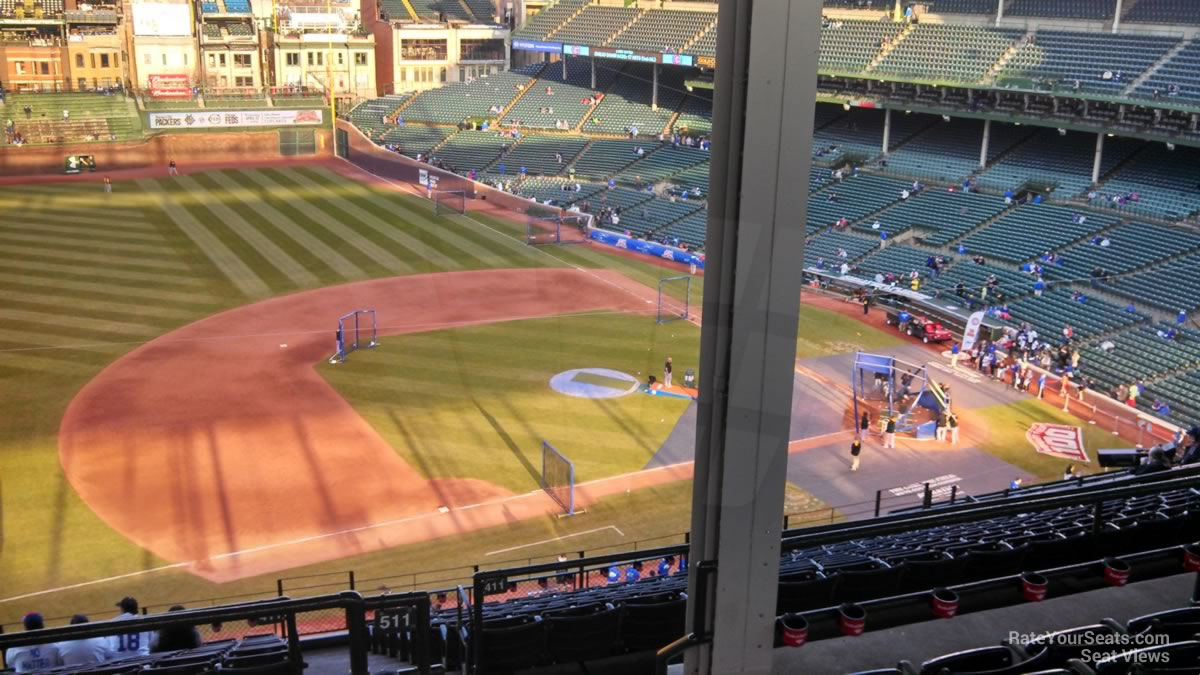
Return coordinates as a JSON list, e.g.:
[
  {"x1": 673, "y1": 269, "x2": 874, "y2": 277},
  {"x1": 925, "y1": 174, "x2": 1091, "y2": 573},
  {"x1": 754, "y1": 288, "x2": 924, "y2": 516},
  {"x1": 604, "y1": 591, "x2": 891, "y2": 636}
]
[
  {"x1": 660, "y1": 53, "x2": 694, "y2": 66},
  {"x1": 512, "y1": 39, "x2": 563, "y2": 53},
  {"x1": 149, "y1": 109, "x2": 324, "y2": 129},
  {"x1": 961, "y1": 310, "x2": 986, "y2": 351},
  {"x1": 593, "y1": 48, "x2": 658, "y2": 63},
  {"x1": 697, "y1": 55, "x2": 715, "y2": 68},
  {"x1": 147, "y1": 73, "x2": 191, "y2": 99},
  {"x1": 561, "y1": 44, "x2": 590, "y2": 57},
  {"x1": 589, "y1": 229, "x2": 705, "y2": 269},
  {"x1": 132, "y1": 3, "x2": 192, "y2": 36},
  {"x1": 1026, "y1": 423, "x2": 1089, "y2": 462}
]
